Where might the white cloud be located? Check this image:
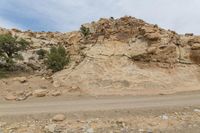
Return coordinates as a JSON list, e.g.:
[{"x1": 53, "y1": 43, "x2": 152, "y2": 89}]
[
  {"x1": 114, "y1": 0, "x2": 200, "y2": 34},
  {"x1": 0, "y1": 17, "x2": 22, "y2": 29},
  {"x1": 1, "y1": 0, "x2": 200, "y2": 34}
]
